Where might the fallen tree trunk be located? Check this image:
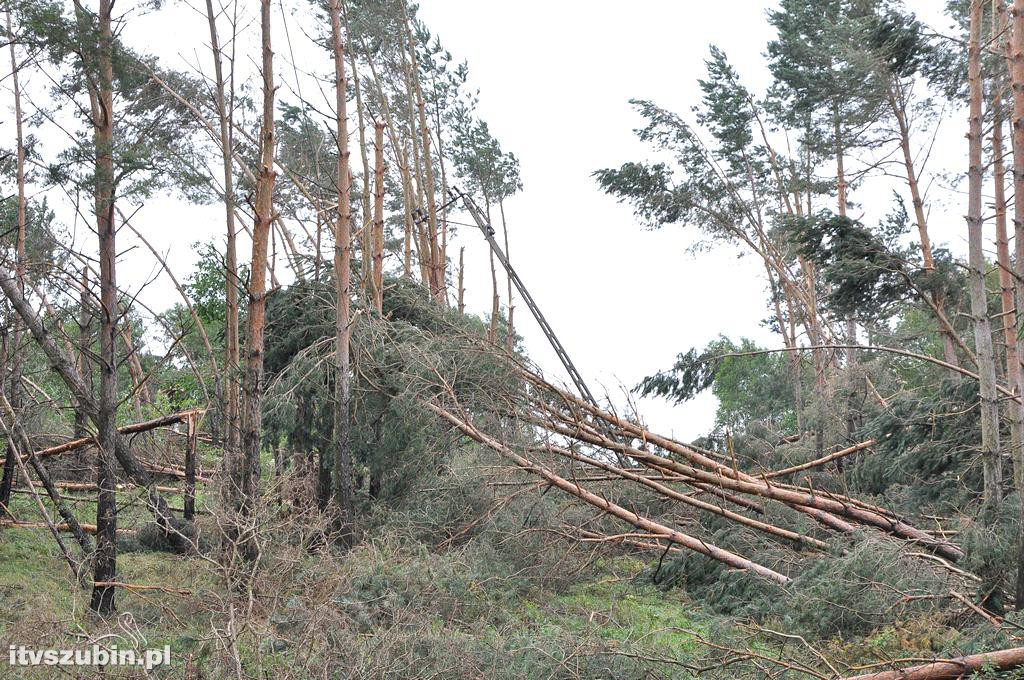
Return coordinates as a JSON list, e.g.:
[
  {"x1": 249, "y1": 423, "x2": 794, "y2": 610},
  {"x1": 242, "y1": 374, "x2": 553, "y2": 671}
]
[
  {"x1": 0, "y1": 268, "x2": 196, "y2": 552},
  {"x1": 535, "y1": 441, "x2": 829, "y2": 550},
  {"x1": 841, "y1": 646, "x2": 1024, "y2": 679},
  {"x1": 535, "y1": 407, "x2": 857, "y2": 533},
  {"x1": 426, "y1": 400, "x2": 792, "y2": 584},
  {"x1": 536, "y1": 405, "x2": 958, "y2": 561},
  {"x1": 0, "y1": 409, "x2": 204, "y2": 466},
  {"x1": 18, "y1": 481, "x2": 184, "y2": 494},
  {"x1": 0, "y1": 519, "x2": 135, "y2": 535}
]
